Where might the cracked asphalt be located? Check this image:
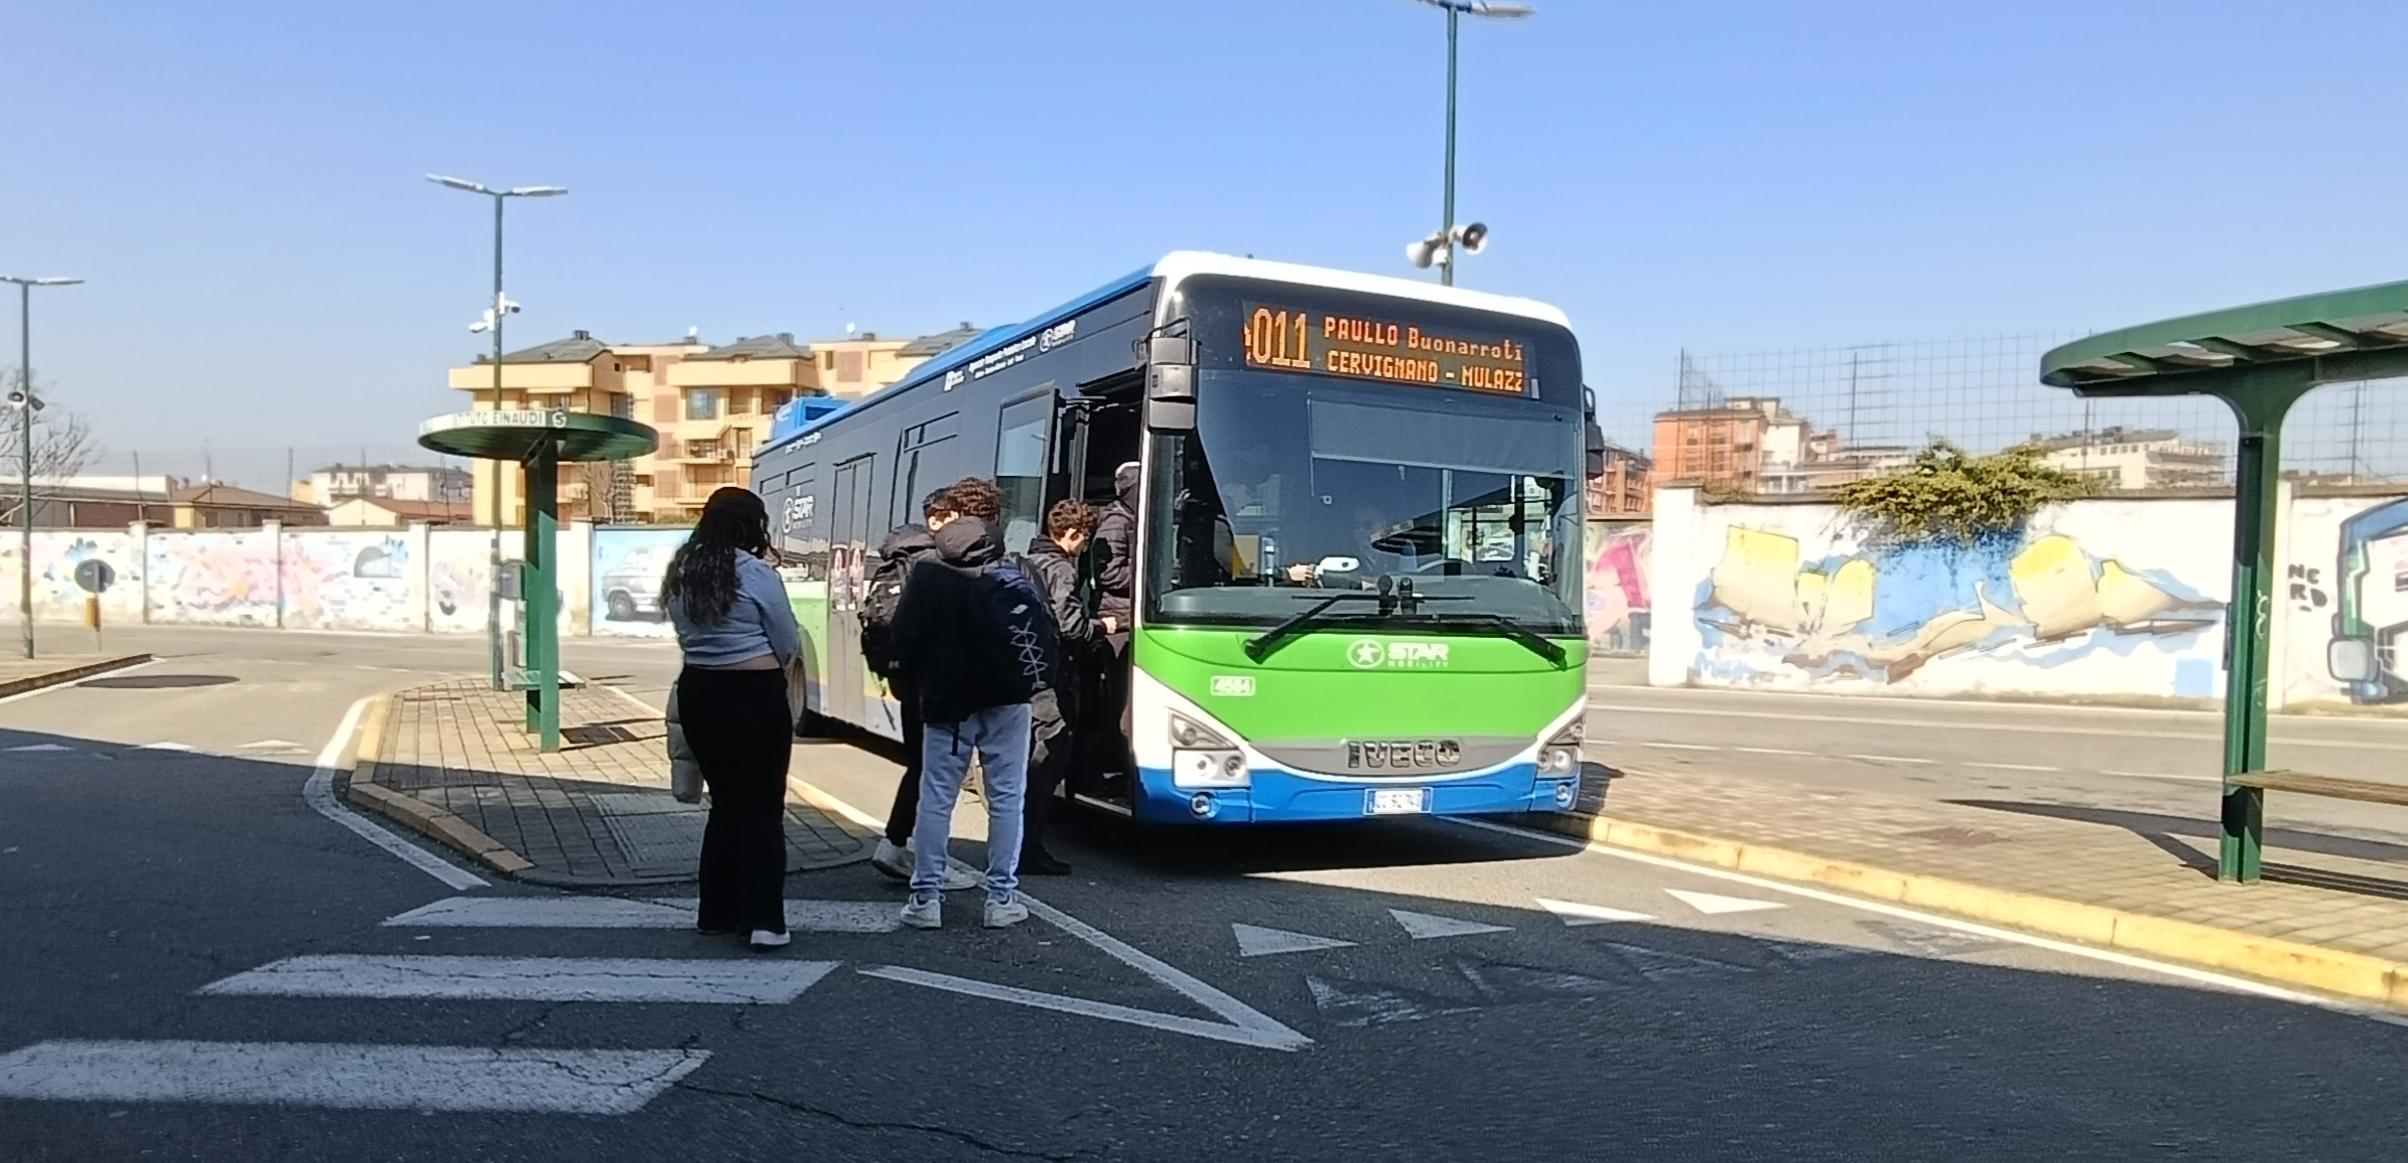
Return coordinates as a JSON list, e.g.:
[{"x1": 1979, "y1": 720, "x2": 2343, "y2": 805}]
[{"x1": 4, "y1": 627, "x2": 2407, "y2": 1160}]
